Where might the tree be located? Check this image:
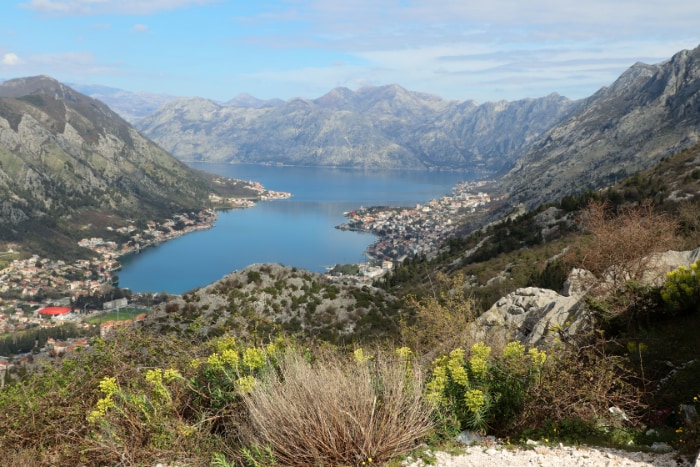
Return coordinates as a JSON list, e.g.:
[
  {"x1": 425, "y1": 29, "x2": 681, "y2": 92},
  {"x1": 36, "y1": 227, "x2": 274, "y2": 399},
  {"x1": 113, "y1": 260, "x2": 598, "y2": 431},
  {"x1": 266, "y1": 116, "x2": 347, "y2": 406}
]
[
  {"x1": 401, "y1": 272, "x2": 477, "y2": 360},
  {"x1": 566, "y1": 200, "x2": 679, "y2": 289}
]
